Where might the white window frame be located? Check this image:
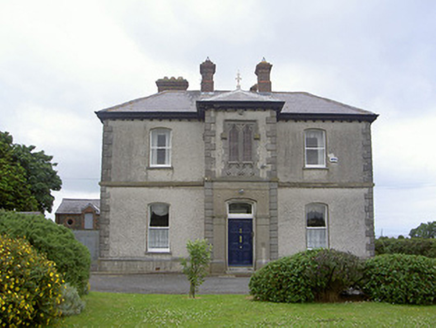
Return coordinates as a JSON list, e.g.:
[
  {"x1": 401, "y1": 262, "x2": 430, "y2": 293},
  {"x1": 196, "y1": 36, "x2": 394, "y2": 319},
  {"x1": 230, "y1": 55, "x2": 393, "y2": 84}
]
[
  {"x1": 150, "y1": 129, "x2": 171, "y2": 167},
  {"x1": 304, "y1": 129, "x2": 326, "y2": 168},
  {"x1": 306, "y1": 203, "x2": 328, "y2": 249},
  {"x1": 227, "y1": 202, "x2": 254, "y2": 219},
  {"x1": 148, "y1": 203, "x2": 170, "y2": 253}
]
